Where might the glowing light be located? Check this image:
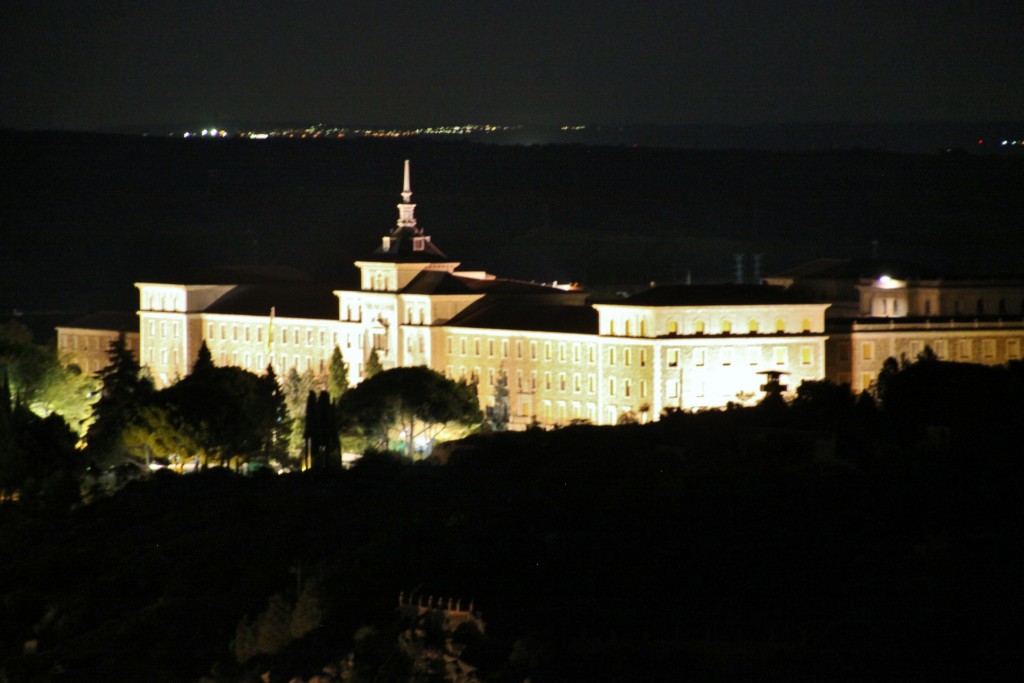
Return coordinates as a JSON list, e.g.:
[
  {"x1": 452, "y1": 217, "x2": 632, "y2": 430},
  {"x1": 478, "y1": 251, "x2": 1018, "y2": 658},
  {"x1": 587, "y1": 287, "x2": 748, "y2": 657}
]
[
  {"x1": 202, "y1": 129, "x2": 208, "y2": 136},
  {"x1": 183, "y1": 132, "x2": 191, "y2": 138},
  {"x1": 878, "y1": 275, "x2": 891, "y2": 284}
]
